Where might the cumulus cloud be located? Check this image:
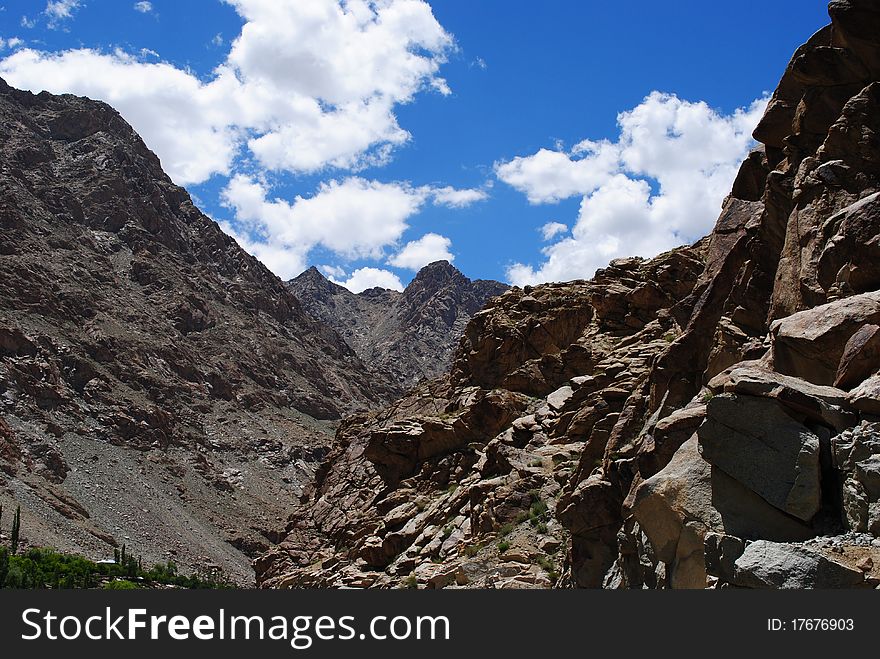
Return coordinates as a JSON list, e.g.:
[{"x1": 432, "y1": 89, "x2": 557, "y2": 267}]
[
  {"x1": 334, "y1": 267, "x2": 404, "y2": 293},
  {"x1": 496, "y1": 140, "x2": 620, "y2": 204},
  {"x1": 221, "y1": 175, "x2": 430, "y2": 279},
  {"x1": 540, "y1": 221, "x2": 568, "y2": 241},
  {"x1": 219, "y1": 175, "x2": 482, "y2": 279},
  {"x1": 499, "y1": 92, "x2": 768, "y2": 285},
  {"x1": 428, "y1": 185, "x2": 489, "y2": 208},
  {"x1": 388, "y1": 233, "x2": 454, "y2": 270},
  {"x1": 0, "y1": 0, "x2": 453, "y2": 185},
  {"x1": 133, "y1": 2, "x2": 153, "y2": 14}
]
